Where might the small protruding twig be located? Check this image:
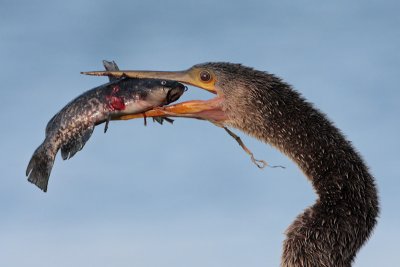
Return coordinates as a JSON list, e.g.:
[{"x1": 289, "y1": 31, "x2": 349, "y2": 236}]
[{"x1": 223, "y1": 127, "x2": 285, "y2": 169}]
